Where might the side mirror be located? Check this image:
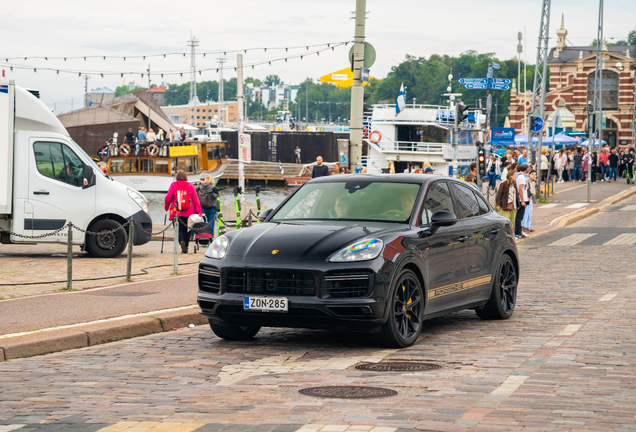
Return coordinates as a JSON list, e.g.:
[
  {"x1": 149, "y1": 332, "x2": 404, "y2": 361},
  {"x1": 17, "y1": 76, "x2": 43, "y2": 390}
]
[
  {"x1": 259, "y1": 208, "x2": 274, "y2": 222},
  {"x1": 82, "y1": 163, "x2": 96, "y2": 189},
  {"x1": 428, "y1": 210, "x2": 457, "y2": 235}
]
